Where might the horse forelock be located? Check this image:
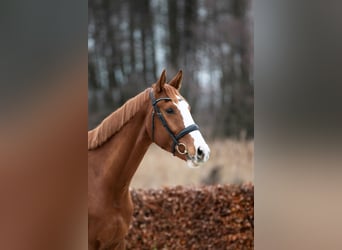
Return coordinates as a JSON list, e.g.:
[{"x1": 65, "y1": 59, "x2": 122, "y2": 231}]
[
  {"x1": 88, "y1": 89, "x2": 150, "y2": 150},
  {"x1": 163, "y1": 84, "x2": 182, "y2": 103}
]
